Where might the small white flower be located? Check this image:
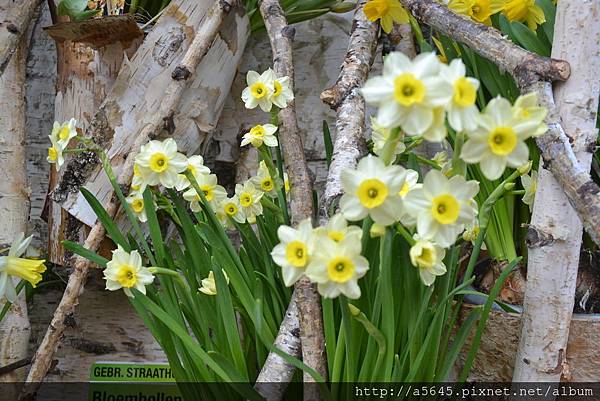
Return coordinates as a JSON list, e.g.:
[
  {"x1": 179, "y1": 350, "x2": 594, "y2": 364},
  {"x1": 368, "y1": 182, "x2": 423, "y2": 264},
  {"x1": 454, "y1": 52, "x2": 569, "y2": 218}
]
[
  {"x1": 397, "y1": 169, "x2": 422, "y2": 227},
  {"x1": 361, "y1": 52, "x2": 453, "y2": 136},
  {"x1": 235, "y1": 181, "x2": 264, "y2": 224},
  {"x1": 340, "y1": 155, "x2": 406, "y2": 226},
  {"x1": 370, "y1": 116, "x2": 406, "y2": 157},
  {"x1": 50, "y1": 118, "x2": 78, "y2": 148},
  {"x1": 440, "y1": 58, "x2": 480, "y2": 132},
  {"x1": 421, "y1": 107, "x2": 448, "y2": 142},
  {"x1": 271, "y1": 219, "x2": 314, "y2": 286},
  {"x1": 305, "y1": 236, "x2": 369, "y2": 299},
  {"x1": 521, "y1": 170, "x2": 537, "y2": 212},
  {"x1": 512, "y1": 93, "x2": 548, "y2": 137},
  {"x1": 460, "y1": 97, "x2": 538, "y2": 180},
  {"x1": 263, "y1": 68, "x2": 294, "y2": 109},
  {"x1": 199, "y1": 270, "x2": 229, "y2": 296},
  {"x1": 315, "y1": 213, "x2": 362, "y2": 244},
  {"x1": 174, "y1": 155, "x2": 211, "y2": 191},
  {"x1": 183, "y1": 173, "x2": 227, "y2": 212},
  {"x1": 251, "y1": 160, "x2": 278, "y2": 197},
  {"x1": 126, "y1": 191, "x2": 147, "y2": 223},
  {"x1": 241, "y1": 124, "x2": 278, "y2": 148},
  {"x1": 0, "y1": 234, "x2": 46, "y2": 302},
  {"x1": 104, "y1": 245, "x2": 154, "y2": 298},
  {"x1": 241, "y1": 70, "x2": 275, "y2": 112},
  {"x1": 46, "y1": 140, "x2": 65, "y2": 171},
  {"x1": 409, "y1": 237, "x2": 446, "y2": 286},
  {"x1": 135, "y1": 138, "x2": 188, "y2": 189},
  {"x1": 216, "y1": 195, "x2": 246, "y2": 230},
  {"x1": 404, "y1": 169, "x2": 479, "y2": 247}
]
